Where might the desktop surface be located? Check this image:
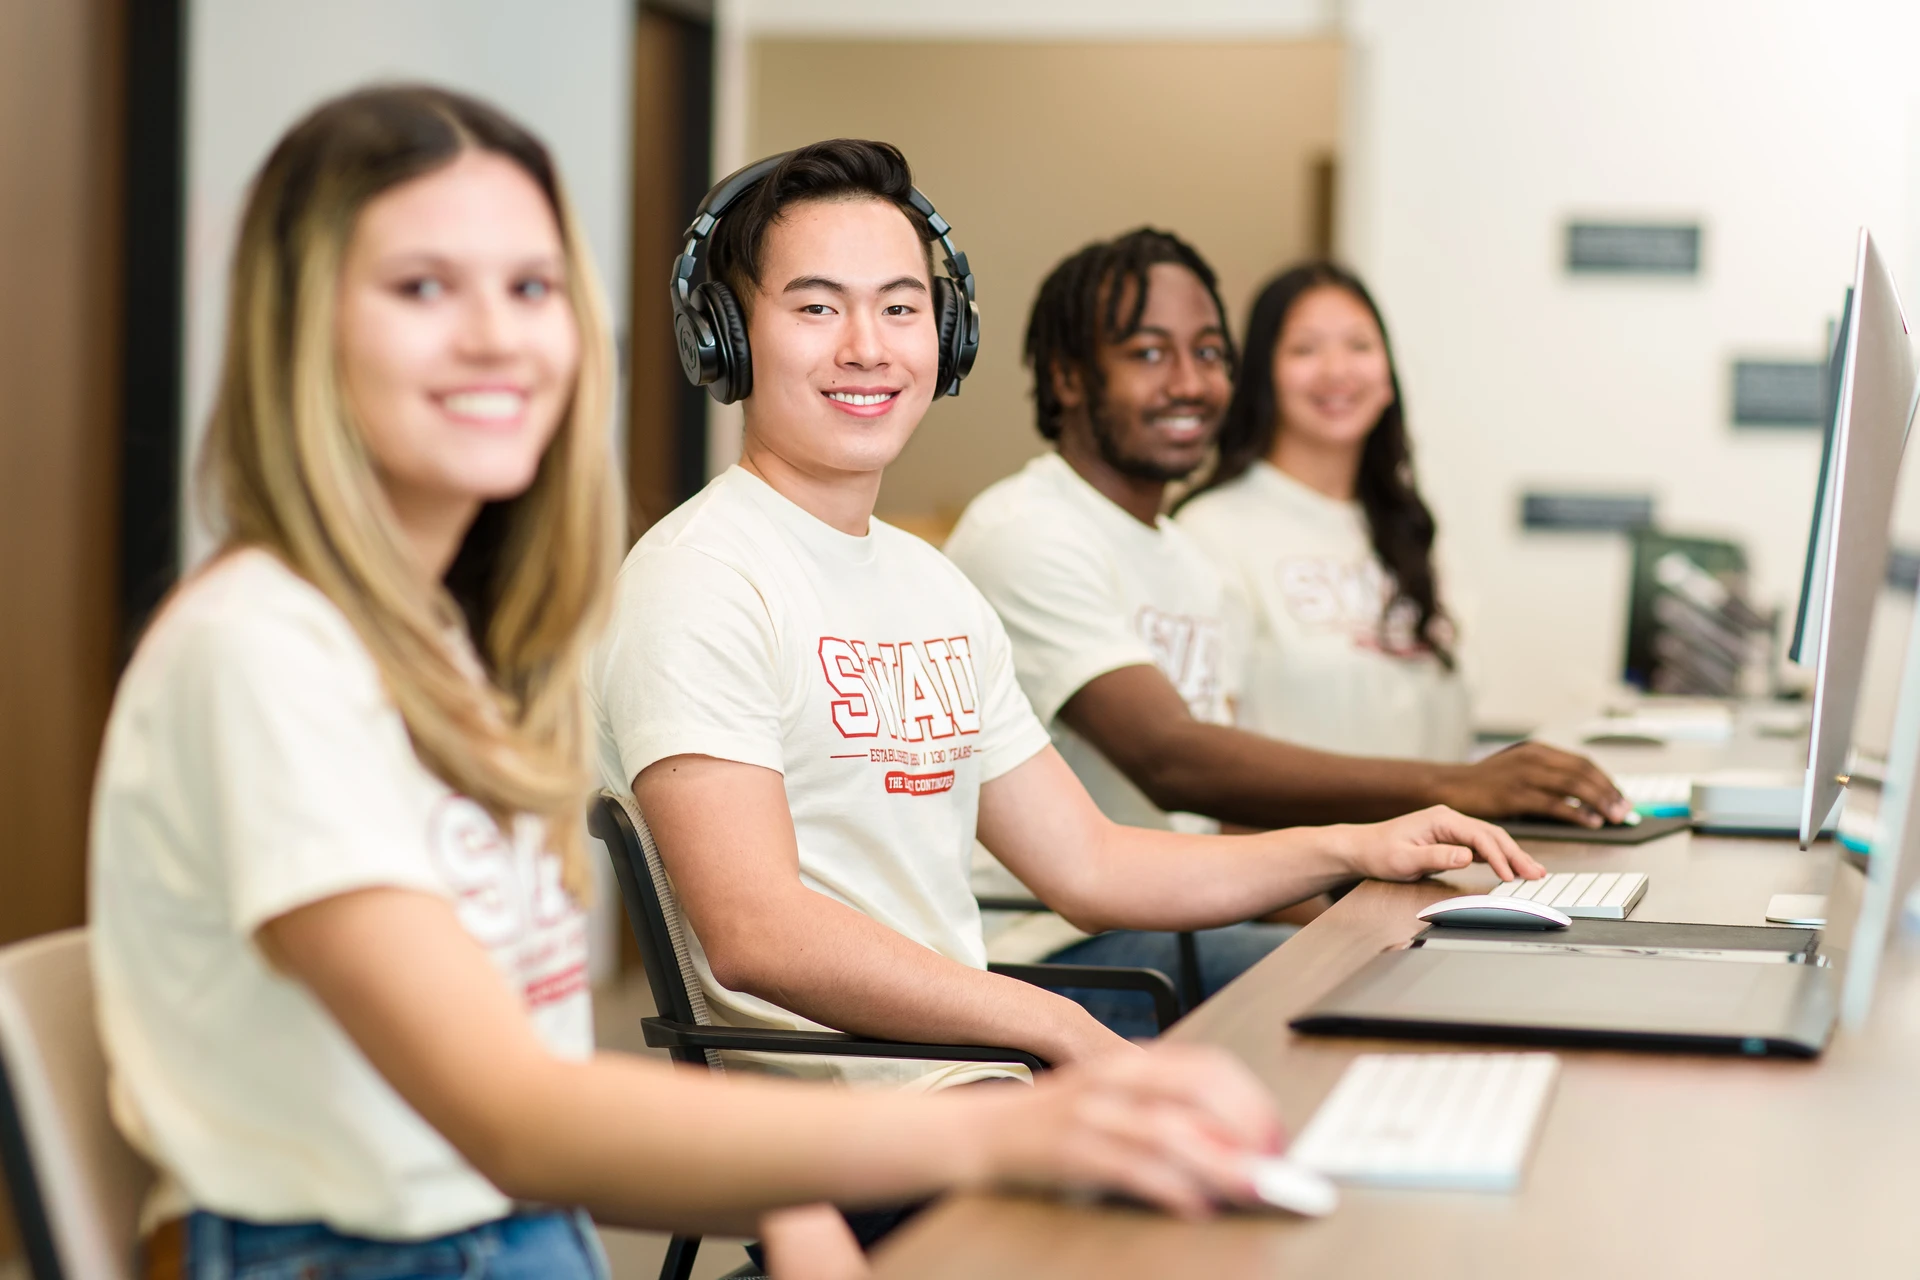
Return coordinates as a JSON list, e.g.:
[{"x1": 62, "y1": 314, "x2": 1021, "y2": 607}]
[{"x1": 872, "y1": 728, "x2": 1920, "y2": 1279}]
